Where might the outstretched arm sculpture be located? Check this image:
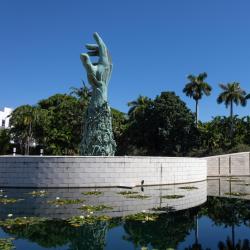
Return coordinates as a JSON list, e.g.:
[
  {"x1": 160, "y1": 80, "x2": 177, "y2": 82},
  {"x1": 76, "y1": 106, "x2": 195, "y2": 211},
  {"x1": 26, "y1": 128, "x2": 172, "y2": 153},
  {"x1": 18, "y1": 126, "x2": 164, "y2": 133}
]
[{"x1": 80, "y1": 32, "x2": 116, "y2": 156}]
